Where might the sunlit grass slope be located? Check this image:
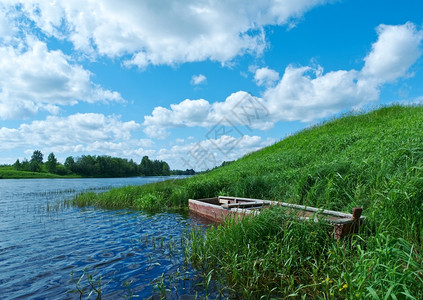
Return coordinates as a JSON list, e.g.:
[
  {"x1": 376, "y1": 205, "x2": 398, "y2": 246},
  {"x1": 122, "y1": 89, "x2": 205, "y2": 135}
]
[
  {"x1": 0, "y1": 166, "x2": 78, "y2": 179},
  {"x1": 75, "y1": 105, "x2": 423, "y2": 240},
  {"x1": 73, "y1": 105, "x2": 423, "y2": 298}
]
